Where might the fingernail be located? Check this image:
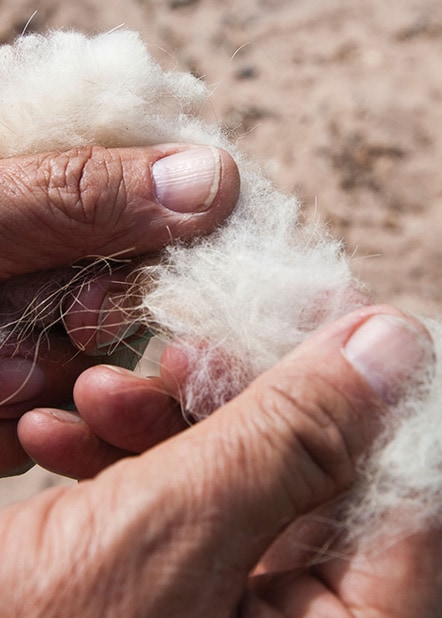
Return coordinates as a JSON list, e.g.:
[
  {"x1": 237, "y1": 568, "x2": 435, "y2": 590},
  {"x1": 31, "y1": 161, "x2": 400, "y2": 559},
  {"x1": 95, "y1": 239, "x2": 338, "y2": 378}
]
[
  {"x1": 343, "y1": 315, "x2": 432, "y2": 403},
  {"x1": 0, "y1": 358, "x2": 45, "y2": 405},
  {"x1": 44, "y1": 409, "x2": 82, "y2": 423},
  {"x1": 100, "y1": 364, "x2": 135, "y2": 376},
  {"x1": 152, "y1": 147, "x2": 221, "y2": 213},
  {"x1": 96, "y1": 293, "x2": 141, "y2": 351}
]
